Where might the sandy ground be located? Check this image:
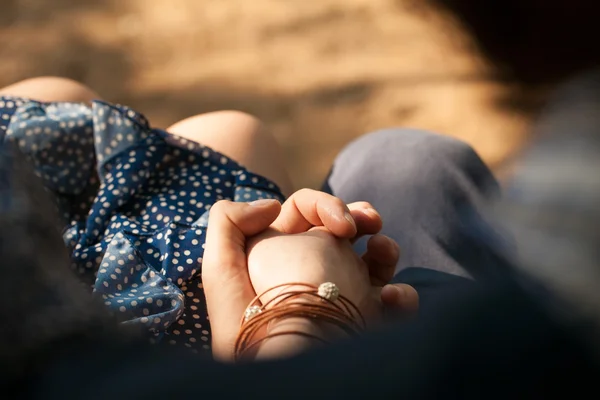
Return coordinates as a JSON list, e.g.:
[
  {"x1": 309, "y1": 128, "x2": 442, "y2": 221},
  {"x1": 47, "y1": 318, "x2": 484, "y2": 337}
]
[{"x1": 0, "y1": 0, "x2": 536, "y2": 189}]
